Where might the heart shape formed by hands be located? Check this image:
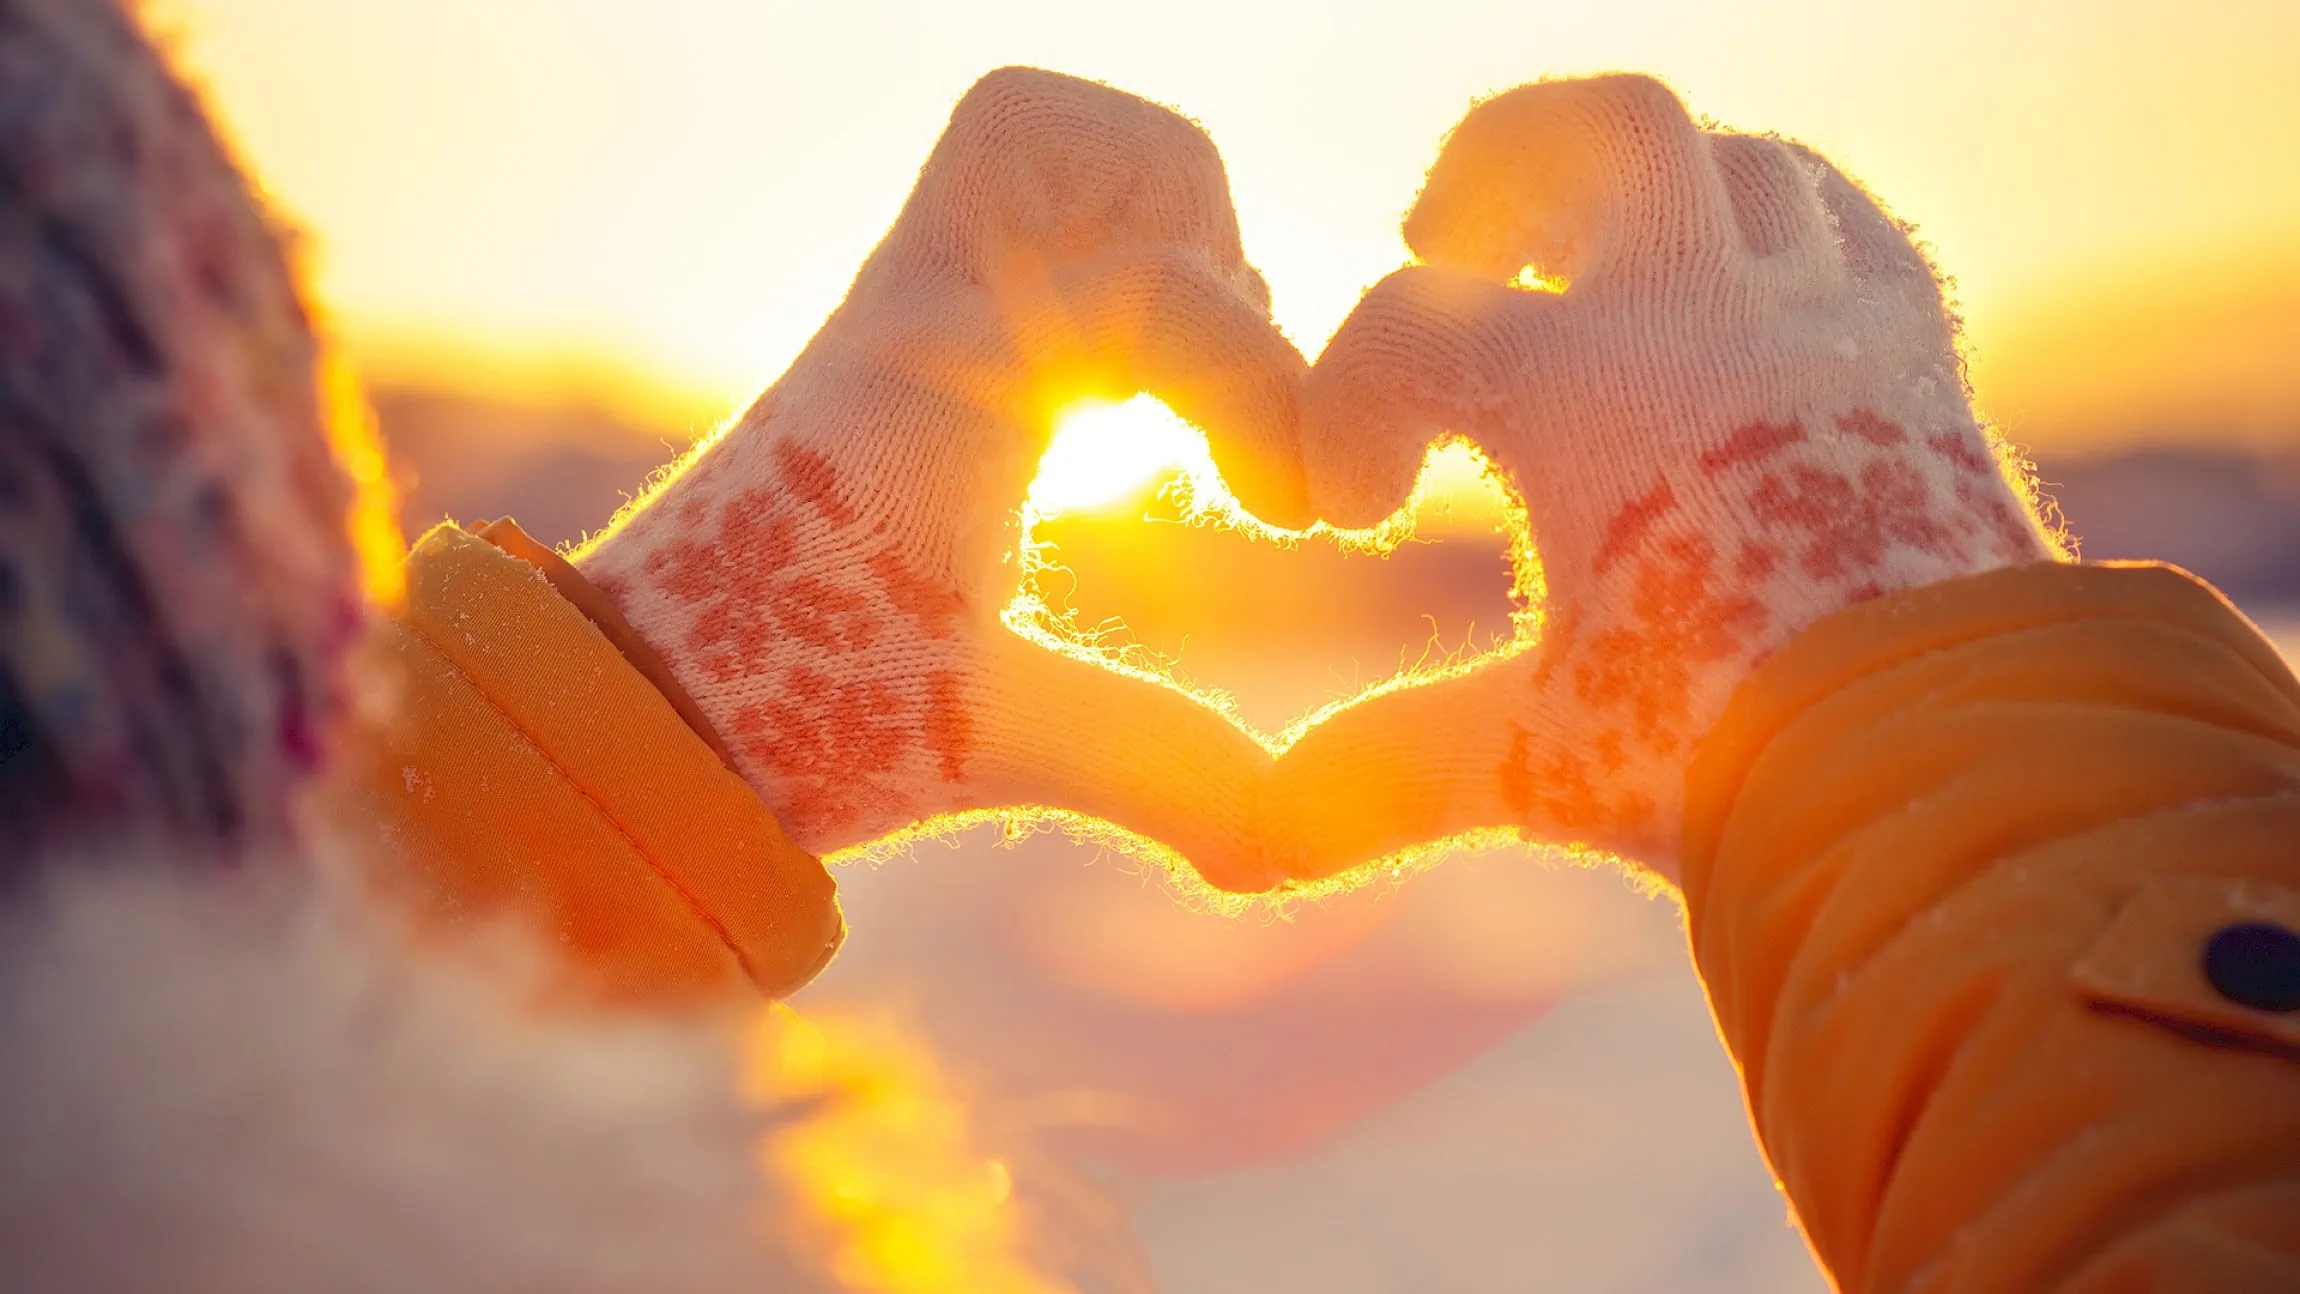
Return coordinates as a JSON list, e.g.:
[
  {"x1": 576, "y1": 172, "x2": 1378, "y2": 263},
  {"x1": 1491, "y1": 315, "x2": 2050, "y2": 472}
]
[
  {"x1": 582, "y1": 69, "x2": 2053, "y2": 900},
  {"x1": 1017, "y1": 400, "x2": 1537, "y2": 748},
  {"x1": 953, "y1": 398, "x2": 1552, "y2": 899},
  {"x1": 849, "y1": 73, "x2": 2049, "y2": 897}
]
